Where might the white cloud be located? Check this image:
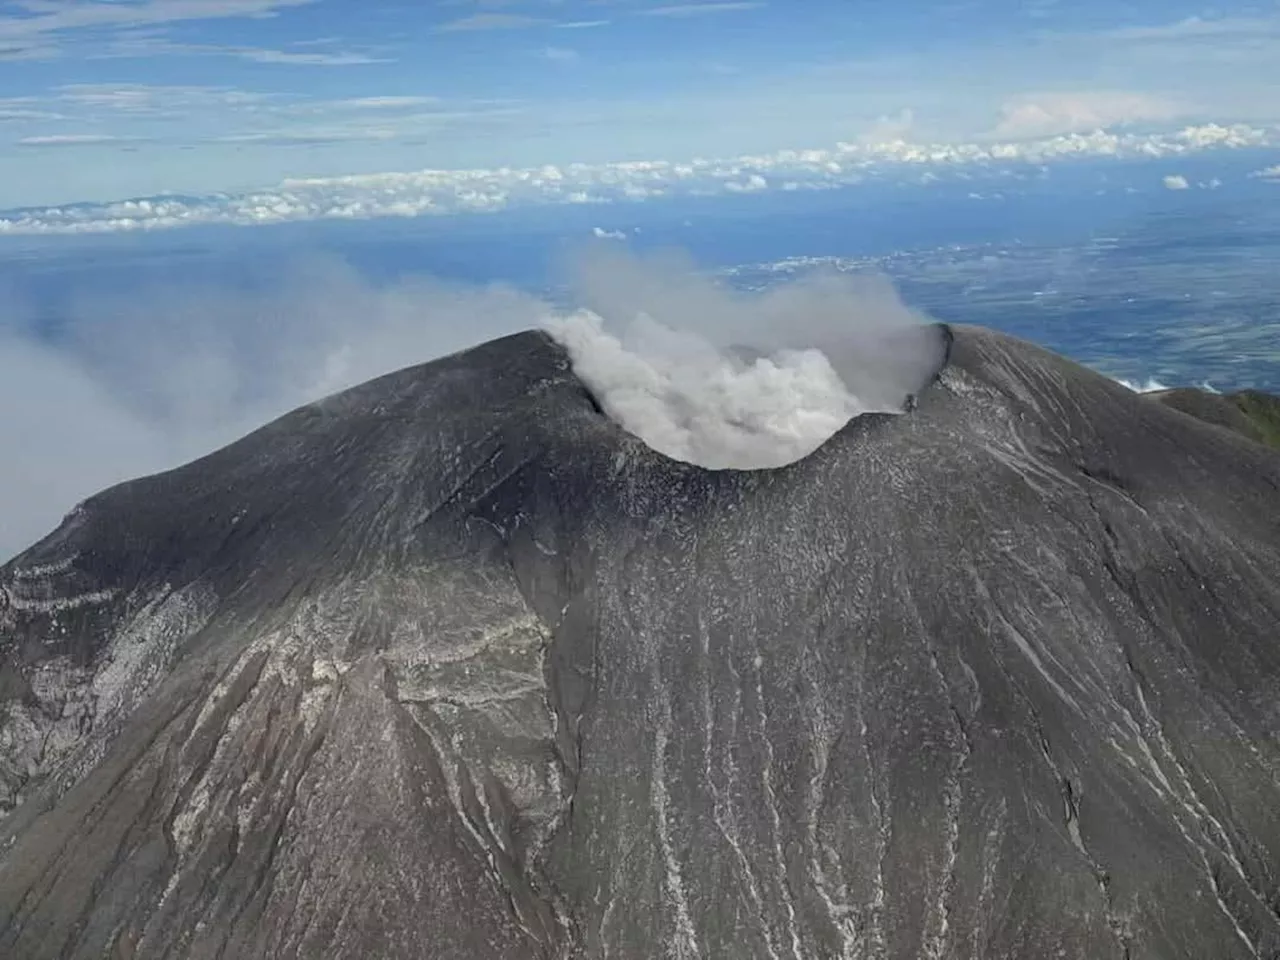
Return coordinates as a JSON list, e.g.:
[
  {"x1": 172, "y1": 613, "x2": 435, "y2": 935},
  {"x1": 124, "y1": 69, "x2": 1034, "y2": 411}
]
[
  {"x1": 539, "y1": 45, "x2": 579, "y2": 62},
  {"x1": 57, "y1": 83, "x2": 275, "y2": 114},
  {"x1": 216, "y1": 127, "x2": 399, "y2": 145},
  {"x1": 556, "y1": 20, "x2": 610, "y2": 29},
  {"x1": 0, "y1": 107, "x2": 64, "y2": 121},
  {"x1": 0, "y1": 0, "x2": 320, "y2": 59},
  {"x1": 724, "y1": 173, "x2": 769, "y2": 192},
  {"x1": 639, "y1": 2, "x2": 766, "y2": 17},
  {"x1": 1, "y1": 122, "x2": 1273, "y2": 234},
  {"x1": 859, "y1": 109, "x2": 915, "y2": 144},
  {"x1": 994, "y1": 91, "x2": 1185, "y2": 139},
  {"x1": 101, "y1": 33, "x2": 389, "y2": 66},
  {"x1": 436, "y1": 13, "x2": 549, "y2": 32},
  {"x1": 17, "y1": 133, "x2": 141, "y2": 146},
  {"x1": 1250, "y1": 164, "x2": 1280, "y2": 180},
  {"x1": 237, "y1": 47, "x2": 387, "y2": 65},
  {"x1": 1162, "y1": 174, "x2": 1190, "y2": 190},
  {"x1": 592, "y1": 226, "x2": 628, "y2": 240},
  {"x1": 328, "y1": 96, "x2": 440, "y2": 110}
]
